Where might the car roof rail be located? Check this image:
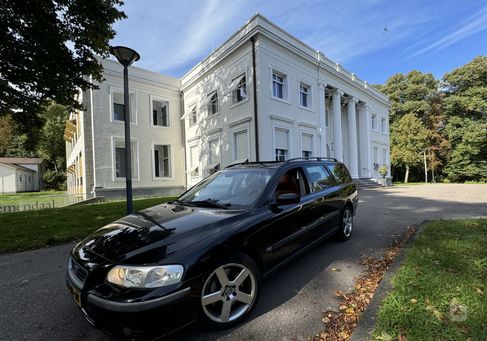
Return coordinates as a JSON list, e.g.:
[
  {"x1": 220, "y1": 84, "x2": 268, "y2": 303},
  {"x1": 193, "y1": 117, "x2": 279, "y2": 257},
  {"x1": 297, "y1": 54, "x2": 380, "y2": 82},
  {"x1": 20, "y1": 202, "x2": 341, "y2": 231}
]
[
  {"x1": 225, "y1": 157, "x2": 338, "y2": 169},
  {"x1": 225, "y1": 160, "x2": 282, "y2": 169},
  {"x1": 282, "y1": 156, "x2": 338, "y2": 164}
]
